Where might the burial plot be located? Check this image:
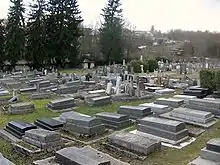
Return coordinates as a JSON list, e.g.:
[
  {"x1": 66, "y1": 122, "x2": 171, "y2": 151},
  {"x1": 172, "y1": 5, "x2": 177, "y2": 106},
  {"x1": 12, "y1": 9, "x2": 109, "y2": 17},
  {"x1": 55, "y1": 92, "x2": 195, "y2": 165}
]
[
  {"x1": 7, "y1": 102, "x2": 35, "y2": 114},
  {"x1": 22, "y1": 129, "x2": 63, "y2": 150},
  {"x1": 47, "y1": 98, "x2": 75, "y2": 112},
  {"x1": 154, "y1": 98, "x2": 184, "y2": 108},
  {"x1": 155, "y1": 88, "x2": 175, "y2": 95},
  {"x1": 160, "y1": 107, "x2": 217, "y2": 128},
  {"x1": 88, "y1": 96, "x2": 111, "y2": 106},
  {"x1": 30, "y1": 92, "x2": 51, "y2": 100},
  {"x1": 19, "y1": 87, "x2": 37, "y2": 93},
  {"x1": 55, "y1": 111, "x2": 90, "y2": 123},
  {"x1": 39, "y1": 80, "x2": 51, "y2": 88},
  {"x1": 136, "y1": 117, "x2": 189, "y2": 145},
  {"x1": 190, "y1": 138, "x2": 220, "y2": 165},
  {"x1": 183, "y1": 86, "x2": 210, "y2": 98},
  {"x1": 108, "y1": 133, "x2": 161, "y2": 156},
  {"x1": 0, "y1": 153, "x2": 15, "y2": 165},
  {"x1": 0, "y1": 90, "x2": 10, "y2": 96},
  {"x1": 88, "y1": 89, "x2": 106, "y2": 95},
  {"x1": 118, "y1": 106, "x2": 152, "y2": 119},
  {"x1": 55, "y1": 86, "x2": 78, "y2": 94},
  {"x1": 173, "y1": 95, "x2": 197, "y2": 104},
  {"x1": 63, "y1": 112, "x2": 105, "y2": 136},
  {"x1": 96, "y1": 112, "x2": 131, "y2": 130},
  {"x1": 34, "y1": 118, "x2": 63, "y2": 131},
  {"x1": 139, "y1": 103, "x2": 169, "y2": 114},
  {"x1": 34, "y1": 146, "x2": 129, "y2": 165},
  {"x1": 187, "y1": 99, "x2": 220, "y2": 117},
  {"x1": 4, "y1": 121, "x2": 37, "y2": 139}
]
